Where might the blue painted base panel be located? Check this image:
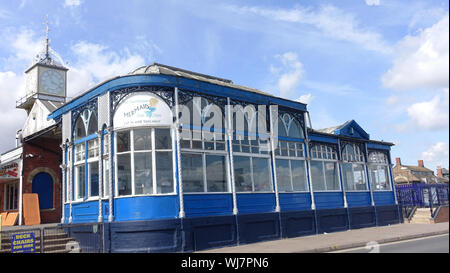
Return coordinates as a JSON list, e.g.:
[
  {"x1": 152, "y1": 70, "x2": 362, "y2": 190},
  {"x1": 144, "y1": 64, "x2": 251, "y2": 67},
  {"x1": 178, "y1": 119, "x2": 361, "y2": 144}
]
[{"x1": 62, "y1": 205, "x2": 401, "y2": 252}]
